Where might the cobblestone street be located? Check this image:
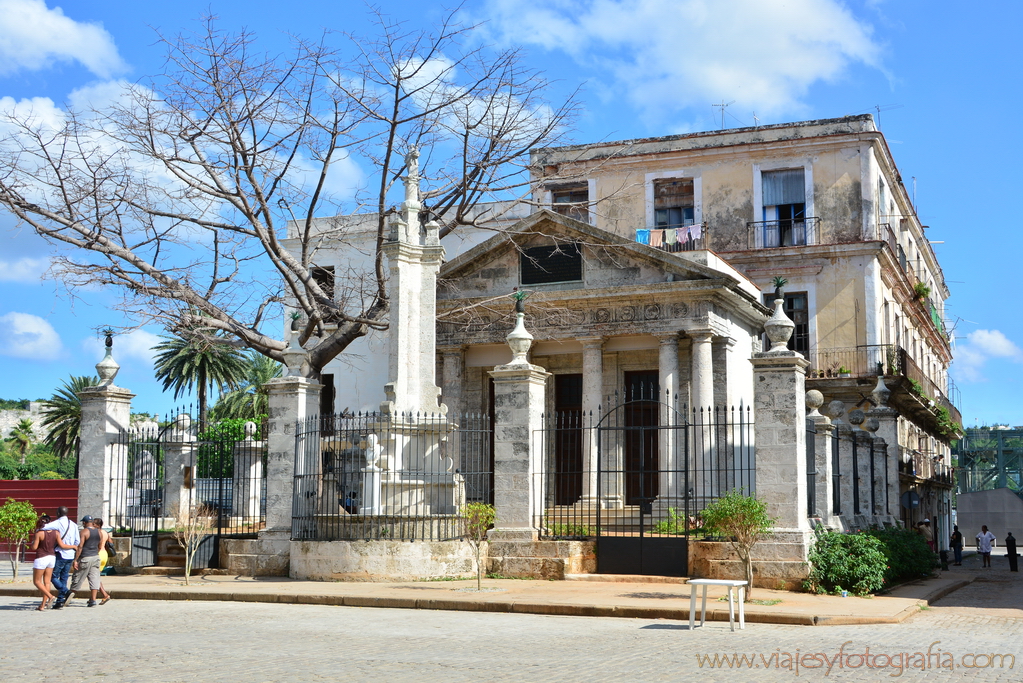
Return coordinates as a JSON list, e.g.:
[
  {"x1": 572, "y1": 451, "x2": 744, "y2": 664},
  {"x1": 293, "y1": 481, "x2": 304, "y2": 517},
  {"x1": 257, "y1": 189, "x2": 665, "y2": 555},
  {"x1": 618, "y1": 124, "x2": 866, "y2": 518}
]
[{"x1": 2, "y1": 561, "x2": 1022, "y2": 683}]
